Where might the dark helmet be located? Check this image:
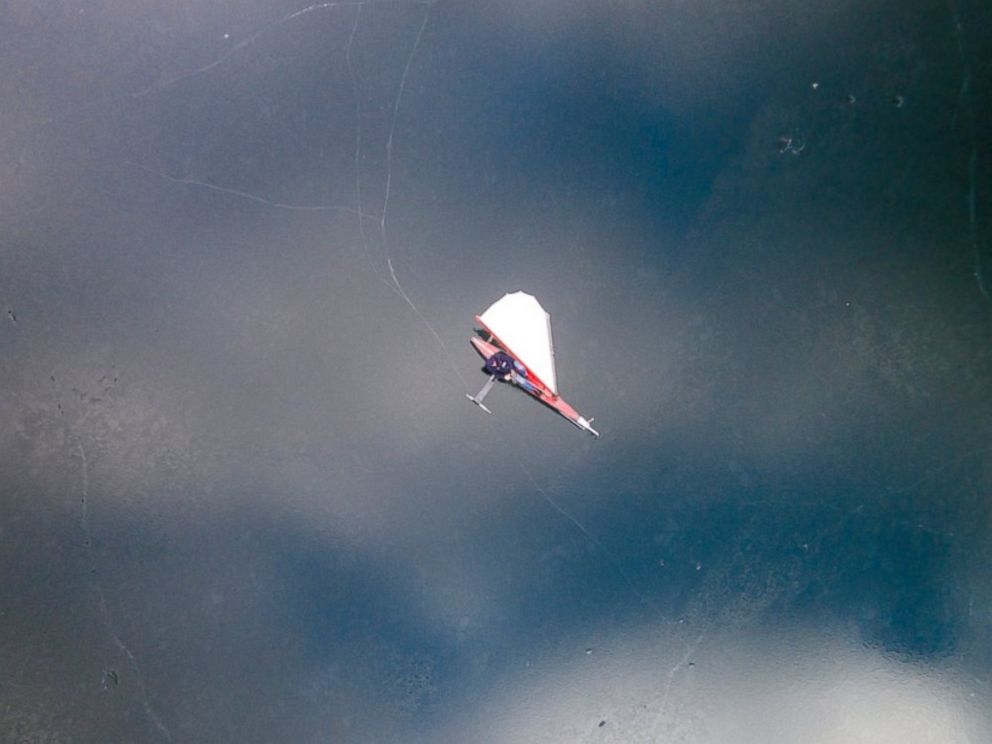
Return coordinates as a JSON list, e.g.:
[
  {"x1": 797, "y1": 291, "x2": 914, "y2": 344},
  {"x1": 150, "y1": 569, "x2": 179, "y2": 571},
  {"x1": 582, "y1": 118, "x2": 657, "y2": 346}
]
[{"x1": 485, "y1": 351, "x2": 514, "y2": 376}]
